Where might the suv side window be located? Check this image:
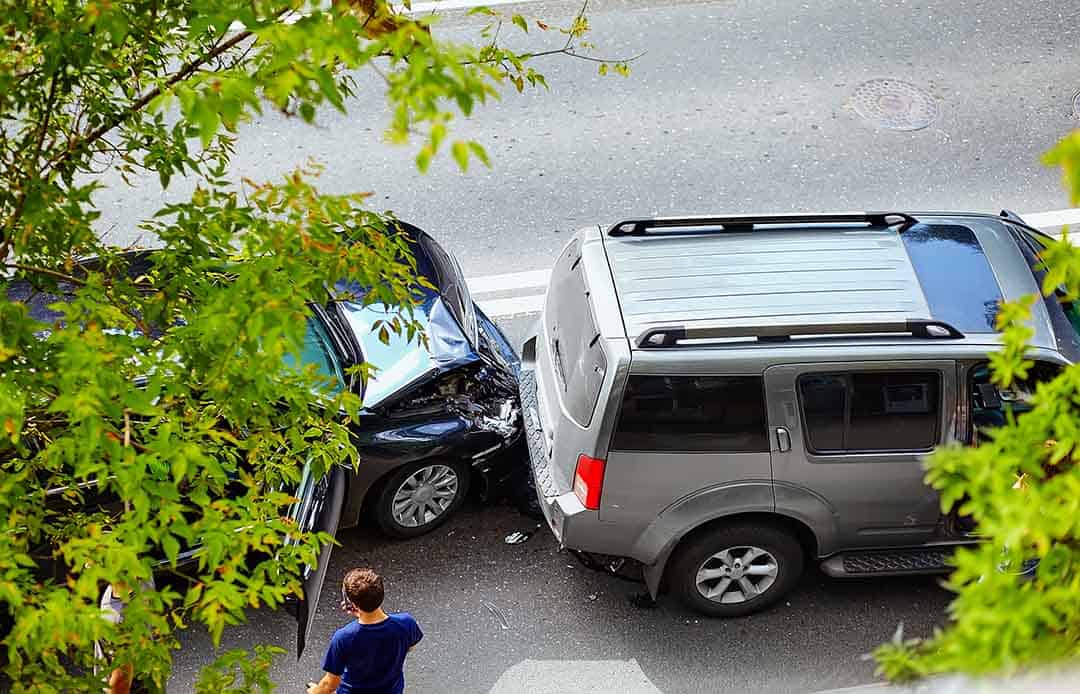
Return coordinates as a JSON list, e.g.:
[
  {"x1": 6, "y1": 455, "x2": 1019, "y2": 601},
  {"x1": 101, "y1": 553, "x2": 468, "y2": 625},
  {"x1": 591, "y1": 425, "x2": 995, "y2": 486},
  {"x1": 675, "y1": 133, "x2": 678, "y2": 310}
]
[
  {"x1": 970, "y1": 360, "x2": 1059, "y2": 442},
  {"x1": 611, "y1": 375, "x2": 768, "y2": 452},
  {"x1": 798, "y1": 372, "x2": 941, "y2": 453}
]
